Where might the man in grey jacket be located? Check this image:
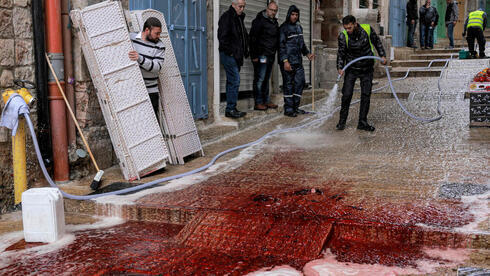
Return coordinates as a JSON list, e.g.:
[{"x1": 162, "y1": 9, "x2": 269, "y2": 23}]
[{"x1": 445, "y1": 0, "x2": 459, "y2": 49}]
